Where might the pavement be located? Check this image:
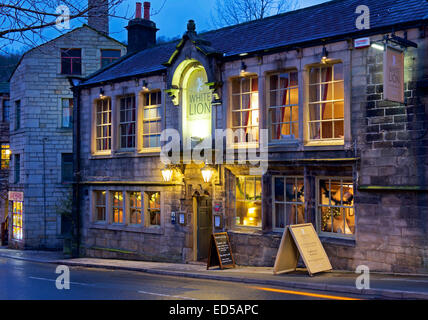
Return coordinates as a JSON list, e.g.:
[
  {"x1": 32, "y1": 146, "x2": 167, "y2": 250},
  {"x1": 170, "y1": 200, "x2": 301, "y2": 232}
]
[{"x1": 1, "y1": 246, "x2": 428, "y2": 300}]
